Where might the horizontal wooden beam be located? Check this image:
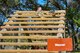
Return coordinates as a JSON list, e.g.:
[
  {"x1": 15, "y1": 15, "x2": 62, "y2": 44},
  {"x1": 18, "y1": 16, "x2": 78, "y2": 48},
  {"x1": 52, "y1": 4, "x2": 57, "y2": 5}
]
[
  {"x1": 4, "y1": 22, "x2": 65, "y2": 24},
  {"x1": 0, "y1": 30, "x2": 64, "y2": 33},
  {"x1": 0, "y1": 49, "x2": 58, "y2": 53},
  {"x1": 54, "y1": 10, "x2": 66, "y2": 13},
  {"x1": 8, "y1": 17, "x2": 66, "y2": 20},
  {"x1": 10, "y1": 14, "x2": 65, "y2": 17},
  {"x1": 14, "y1": 11, "x2": 51, "y2": 15},
  {"x1": 15, "y1": 10, "x2": 65, "y2": 14},
  {"x1": 0, "y1": 42, "x2": 47, "y2": 46},
  {"x1": 0, "y1": 36, "x2": 58, "y2": 39},
  {"x1": 10, "y1": 14, "x2": 53, "y2": 17},
  {"x1": 14, "y1": 11, "x2": 36, "y2": 14},
  {"x1": 55, "y1": 14, "x2": 65, "y2": 17},
  {"x1": 1, "y1": 25, "x2": 65, "y2": 28}
]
